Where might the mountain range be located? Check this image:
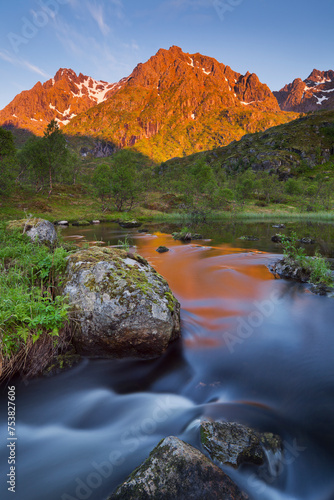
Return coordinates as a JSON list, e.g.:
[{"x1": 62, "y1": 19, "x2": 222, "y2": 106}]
[
  {"x1": 0, "y1": 46, "x2": 333, "y2": 161},
  {"x1": 274, "y1": 69, "x2": 334, "y2": 112},
  {"x1": 0, "y1": 68, "x2": 120, "y2": 135}
]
